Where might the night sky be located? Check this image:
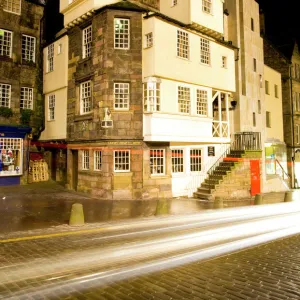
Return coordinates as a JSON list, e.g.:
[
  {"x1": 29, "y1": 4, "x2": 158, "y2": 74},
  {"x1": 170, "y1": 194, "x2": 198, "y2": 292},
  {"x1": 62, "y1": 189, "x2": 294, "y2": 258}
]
[{"x1": 257, "y1": 0, "x2": 300, "y2": 46}]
